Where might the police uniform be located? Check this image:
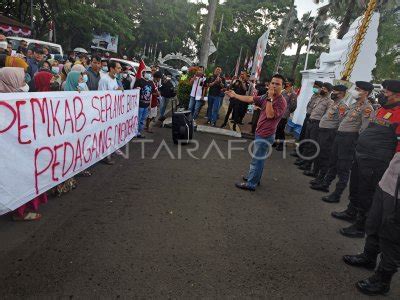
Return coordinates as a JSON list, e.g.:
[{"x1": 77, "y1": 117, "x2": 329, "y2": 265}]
[
  {"x1": 312, "y1": 85, "x2": 348, "y2": 183},
  {"x1": 298, "y1": 81, "x2": 323, "y2": 142},
  {"x1": 341, "y1": 80, "x2": 400, "y2": 237},
  {"x1": 343, "y1": 153, "x2": 400, "y2": 295},
  {"x1": 312, "y1": 81, "x2": 374, "y2": 203},
  {"x1": 299, "y1": 82, "x2": 333, "y2": 172}
]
